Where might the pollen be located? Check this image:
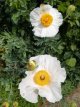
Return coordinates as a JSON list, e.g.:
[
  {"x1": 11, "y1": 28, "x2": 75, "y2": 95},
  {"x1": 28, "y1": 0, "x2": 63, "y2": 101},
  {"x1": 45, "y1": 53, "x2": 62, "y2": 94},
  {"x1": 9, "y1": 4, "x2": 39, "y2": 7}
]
[
  {"x1": 33, "y1": 70, "x2": 51, "y2": 86},
  {"x1": 40, "y1": 13, "x2": 53, "y2": 27}
]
